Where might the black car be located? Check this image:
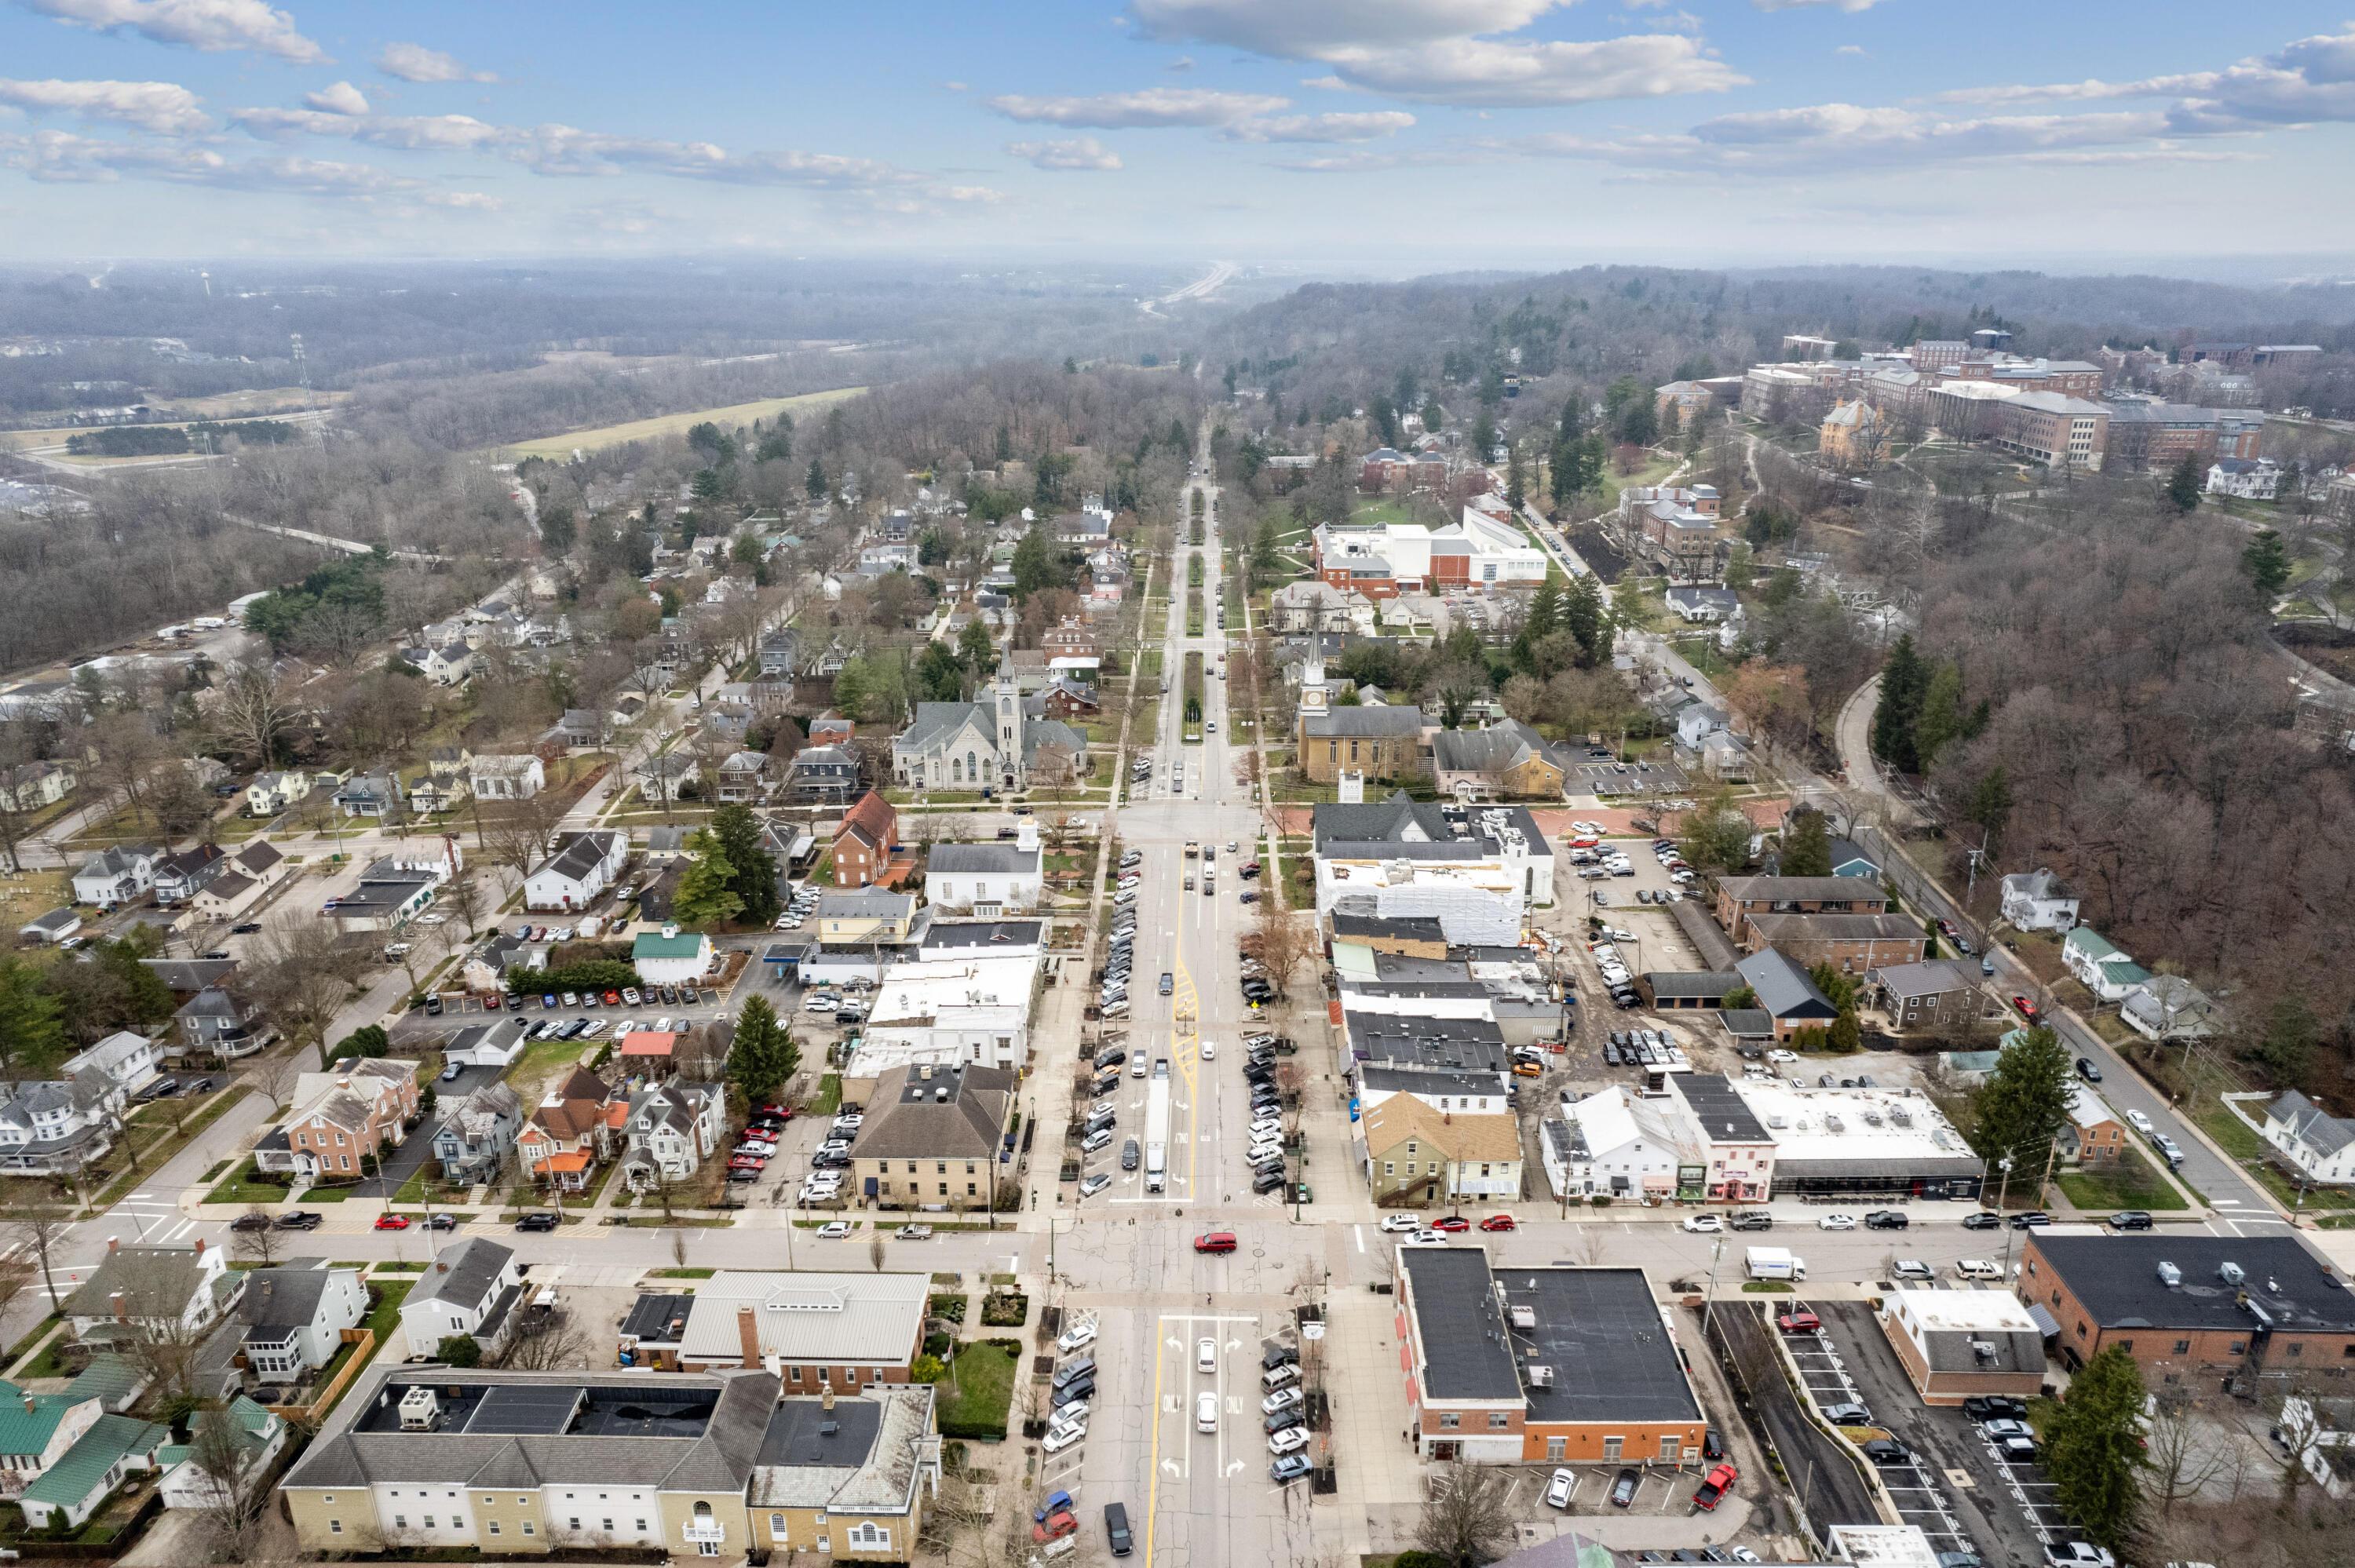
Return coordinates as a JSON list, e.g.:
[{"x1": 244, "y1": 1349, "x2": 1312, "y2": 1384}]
[
  {"x1": 1961, "y1": 1211, "x2": 2003, "y2": 1231},
  {"x1": 1865, "y1": 1210, "x2": 1910, "y2": 1230},
  {"x1": 1265, "y1": 1407, "x2": 1305, "y2": 1433},
  {"x1": 1609, "y1": 1468, "x2": 1640, "y2": 1508},
  {"x1": 275, "y1": 1210, "x2": 322, "y2": 1230},
  {"x1": 1862, "y1": 1439, "x2": 1913, "y2": 1467},
  {"x1": 2010, "y1": 1210, "x2": 2053, "y2": 1230},
  {"x1": 1094, "y1": 1048, "x2": 1127, "y2": 1070},
  {"x1": 1822, "y1": 1402, "x2": 1871, "y2": 1426},
  {"x1": 516, "y1": 1211, "x2": 560, "y2": 1232},
  {"x1": 229, "y1": 1211, "x2": 270, "y2": 1231},
  {"x1": 1252, "y1": 1169, "x2": 1285, "y2": 1194},
  {"x1": 2108, "y1": 1209, "x2": 2154, "y2": 1231},
  {"x1": 2075, "y1": 1057, "x2": 2102, "y2": 1081},
  {"x1": 1104, "y1": 1501, "x2": 1133, "y2": 1559},
  {"x1": 1263, "y1": 1344, "x2": 1300, "y2": 1370},
  {"x1": 1703, "y1": 1428, "x2": 1725, "y2": 1460},
  {"x1": 1962, "y1": 1395, "x2": 2027, "y2": 1422},
  {"x1": 230, "y1": 921, "x2": 263, "y2": 934},
  {"x1": 1051, "y1": 1378, "x2": 1094, "y2": 1409}
]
